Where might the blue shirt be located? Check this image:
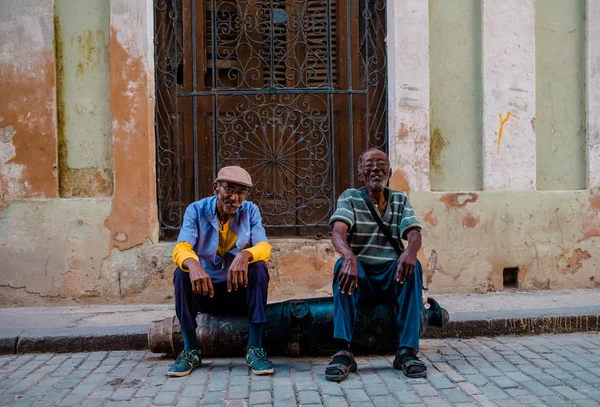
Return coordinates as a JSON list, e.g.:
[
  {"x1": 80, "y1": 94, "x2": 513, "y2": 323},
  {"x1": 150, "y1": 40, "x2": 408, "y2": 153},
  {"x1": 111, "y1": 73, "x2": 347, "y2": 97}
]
[{"x1": 177, "y1": 196, "x2": 269, "y2": 283}]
